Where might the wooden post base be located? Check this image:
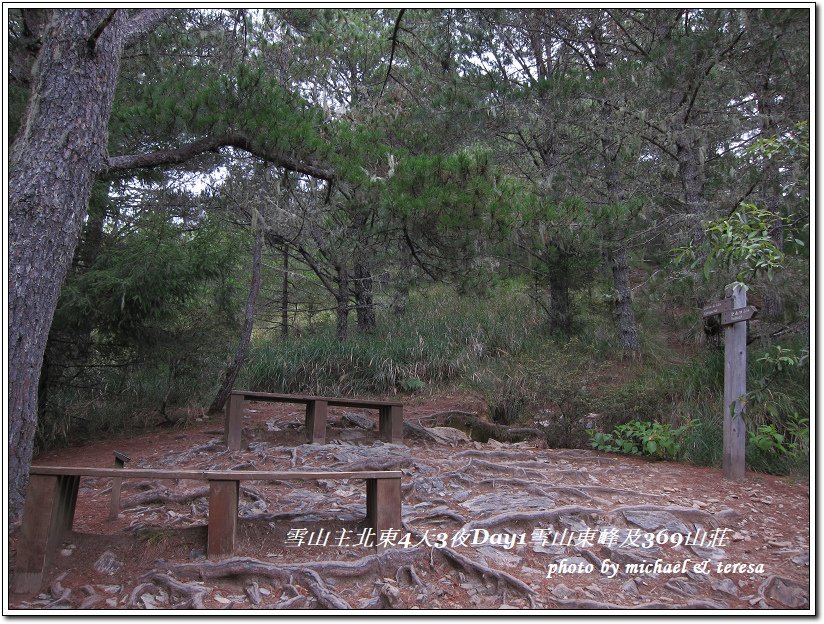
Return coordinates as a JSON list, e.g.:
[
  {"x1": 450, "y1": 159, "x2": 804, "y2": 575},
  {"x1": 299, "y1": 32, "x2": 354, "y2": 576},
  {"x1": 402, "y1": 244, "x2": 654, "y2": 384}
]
[
  {"x1": 207, "y1": 480, "x2": 239, "y2": 558},
  {"x1": 366, "y1": 477, "x2": 402, "y2": 552},
  {"x1": 225, "y1": 393, "x2": 244, "y2": 451},
  {"x1": 12, "y1": 474, "x2": 79, "y2": 594},
  {"x1": 108, "y1": 452, "x2": 129, "y2": 520},
  {"x1": 305, "y1": 400, "x2": 328, "y2": 444},
  {"x1": 379, "y1": 405, "x2": 404, "y2": 443}
]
